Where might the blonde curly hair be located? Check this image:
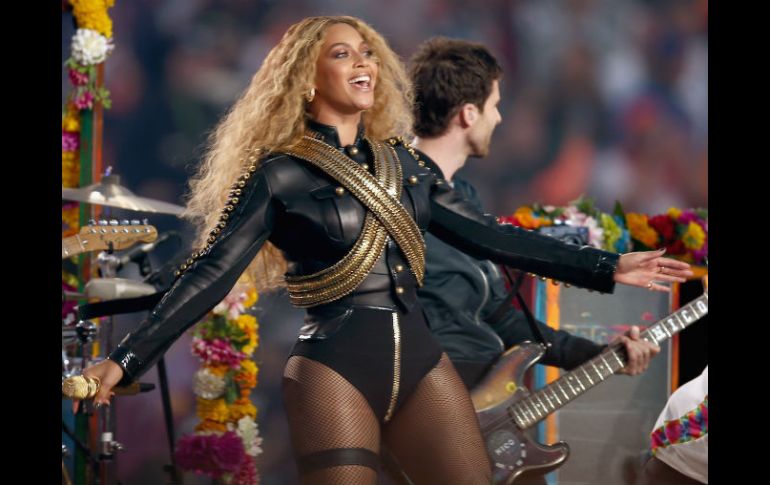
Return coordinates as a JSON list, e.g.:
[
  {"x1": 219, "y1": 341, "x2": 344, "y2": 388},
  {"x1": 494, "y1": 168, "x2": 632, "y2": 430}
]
[{"x1": 184, "y1": 16, "x2": 414, "y2": 292}]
